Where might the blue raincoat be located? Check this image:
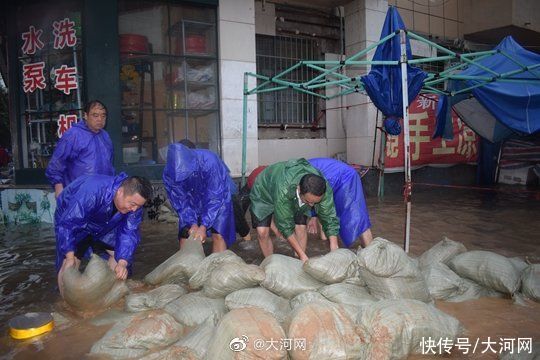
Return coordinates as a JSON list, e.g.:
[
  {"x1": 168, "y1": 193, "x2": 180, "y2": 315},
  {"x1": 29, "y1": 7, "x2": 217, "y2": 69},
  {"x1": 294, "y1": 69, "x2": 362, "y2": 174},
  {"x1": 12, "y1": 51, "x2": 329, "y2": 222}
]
[
  {"x1": 309, "y1": 158, "x2": 371, "y2": 247},
  {"x1": 46, "y1": 120, "x2": 114, "y2": 188},
  {"x1": 54, "y1": 172, "x2": 142, "y2": 271},
  {"x1": 163, "y1": 143, "x2": 237, "y2": 247}
]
